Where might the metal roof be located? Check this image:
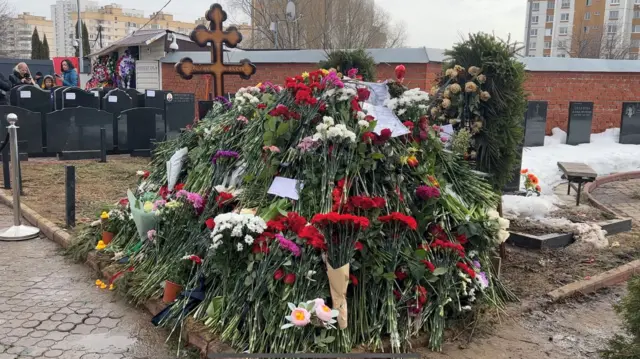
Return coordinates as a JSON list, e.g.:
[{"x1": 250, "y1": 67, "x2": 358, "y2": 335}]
[
  {"x1": 521, "y1": 56, "x2": 640, "y2": 72},
  {"x1": 88, "y1": 30, "x2": 191, "y2": 58},
  {"x1": 160, "y1": 47, "x2": 445, "y2": 64}
]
